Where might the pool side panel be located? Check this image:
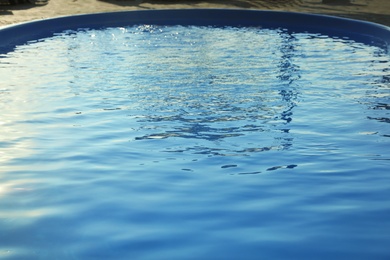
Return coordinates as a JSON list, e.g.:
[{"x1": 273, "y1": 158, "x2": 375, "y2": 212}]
[{"x1": 0, "y1": 9, "x2": 389, "y2": 54}]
